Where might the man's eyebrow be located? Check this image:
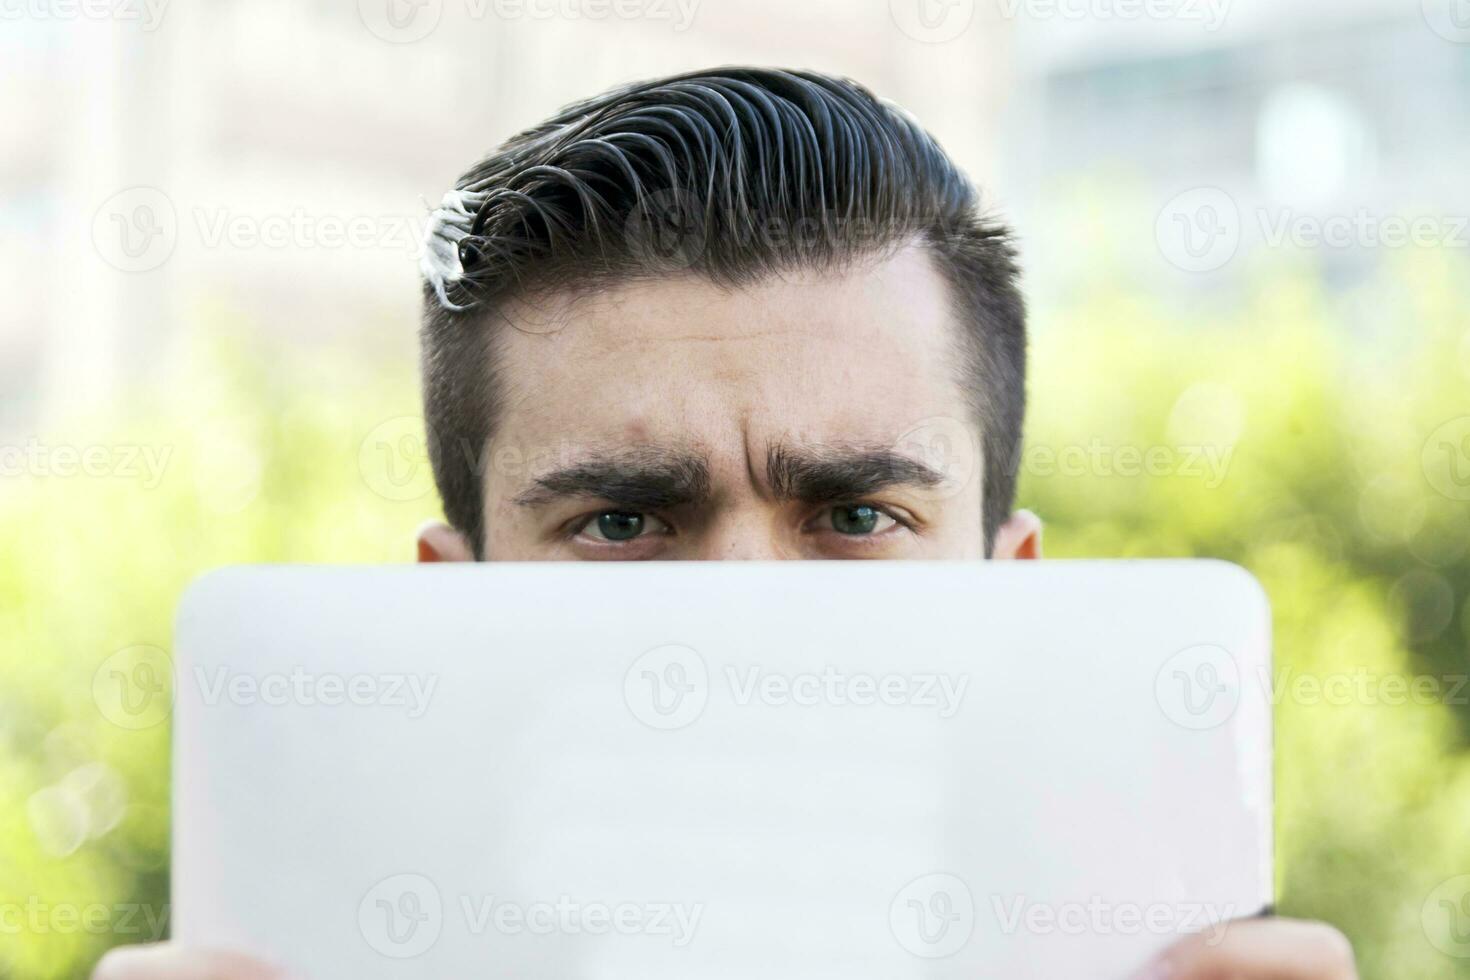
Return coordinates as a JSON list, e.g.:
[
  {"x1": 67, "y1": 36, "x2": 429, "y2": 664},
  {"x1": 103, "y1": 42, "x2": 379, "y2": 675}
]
[
  {"x1": 513, "y1": 448, "x2": 712, "y2": 509},
  {"x1": 765, "y1": 443, "x2": 945, "y2": 501}
]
